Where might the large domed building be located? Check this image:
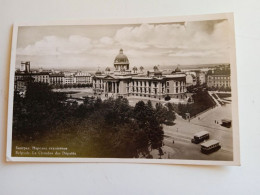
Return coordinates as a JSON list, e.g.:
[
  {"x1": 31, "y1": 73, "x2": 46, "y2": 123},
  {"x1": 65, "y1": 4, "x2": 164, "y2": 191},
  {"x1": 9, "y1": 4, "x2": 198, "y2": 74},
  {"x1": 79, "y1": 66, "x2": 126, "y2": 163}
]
[
  {"x1": 93, "y1": 49, "x2": 187, "y2": 100},
  {"x1": 114, "y1": 48, "x2": 130, "y2": 71}
]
